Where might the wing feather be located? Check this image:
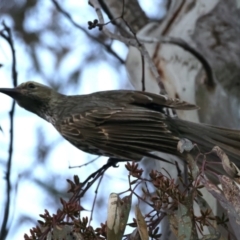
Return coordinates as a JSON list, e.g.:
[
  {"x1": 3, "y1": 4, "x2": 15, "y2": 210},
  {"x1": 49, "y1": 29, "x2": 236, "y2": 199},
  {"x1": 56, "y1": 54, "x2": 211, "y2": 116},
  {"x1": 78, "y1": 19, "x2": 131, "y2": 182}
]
[{"x1": 59, "y1": 105, "x2": 180, "y2": 162}]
